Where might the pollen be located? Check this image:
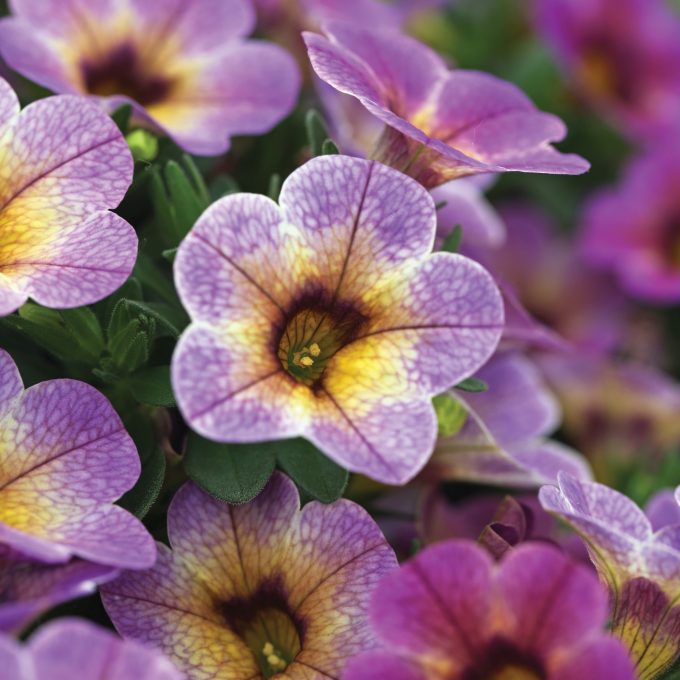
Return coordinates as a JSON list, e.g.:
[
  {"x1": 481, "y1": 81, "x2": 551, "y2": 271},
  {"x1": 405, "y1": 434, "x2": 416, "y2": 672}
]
[{"x1": 262, "y1": 642, "x2": 288, "y2": 672}]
